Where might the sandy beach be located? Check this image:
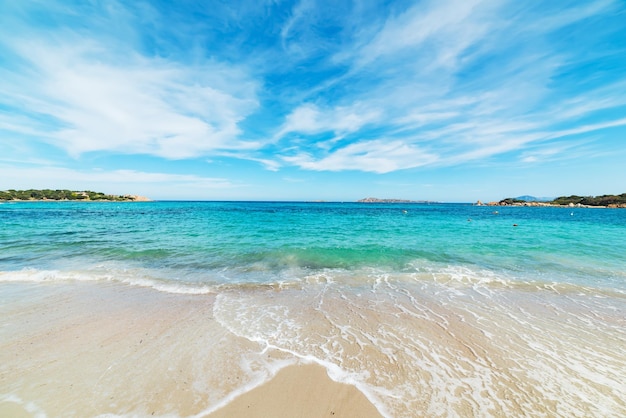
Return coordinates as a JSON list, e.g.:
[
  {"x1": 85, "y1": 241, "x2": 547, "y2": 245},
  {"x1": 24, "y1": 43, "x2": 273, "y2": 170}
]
[
  {"x1": 208, "y1": 364, "x2": 381, "y2": 418},
  {"x1": 0, "y1": 281, "x2": 382, "y2": 417},
  {"x1": 2, "y1": 200, "x2": 626, "y2": 417}
]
